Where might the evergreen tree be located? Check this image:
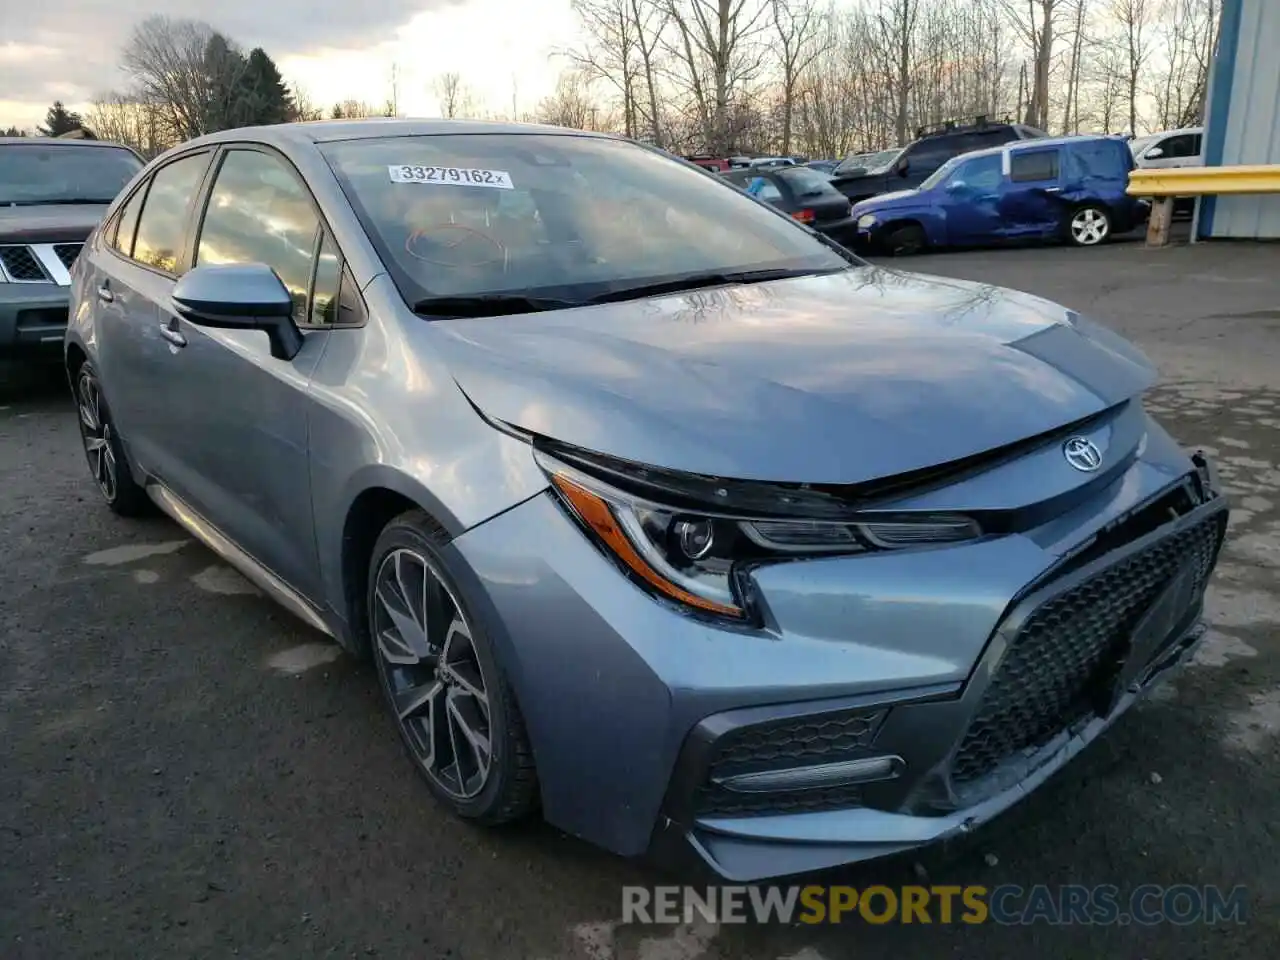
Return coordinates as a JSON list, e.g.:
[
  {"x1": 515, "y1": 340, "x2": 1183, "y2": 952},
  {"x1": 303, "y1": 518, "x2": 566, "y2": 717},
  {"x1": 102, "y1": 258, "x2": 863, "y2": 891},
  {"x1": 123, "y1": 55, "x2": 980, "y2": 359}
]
[
  {"x1": 203, "y1": 32, "x2": 249, "y2": 132},
  {"x1": 1, "y1": 127, "x2": 27, "y2": 137},
  {"x1": 233, "y1": 48, "x2": 296, "y2": 126},
  {"x1": 38, "y1": 101, "x2": 85, "y2": 136}
]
